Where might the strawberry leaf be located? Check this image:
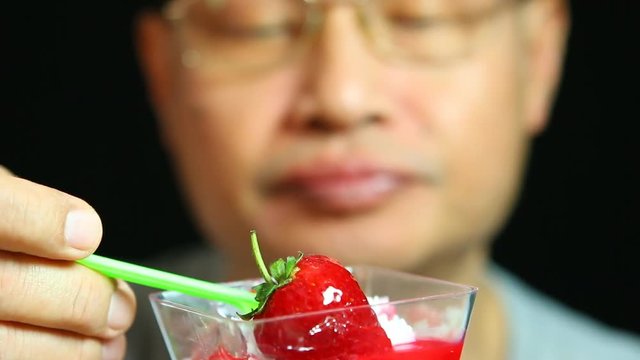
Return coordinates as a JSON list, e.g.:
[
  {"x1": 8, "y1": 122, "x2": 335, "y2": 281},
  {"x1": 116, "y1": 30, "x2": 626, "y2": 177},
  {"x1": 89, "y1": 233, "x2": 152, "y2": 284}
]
[
  {"x1": 269, "y1": 258, "x2": 286, "y2": 282},
  {"x1": 284, "y1": 254, "x2": 300, "y2": 279}
]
